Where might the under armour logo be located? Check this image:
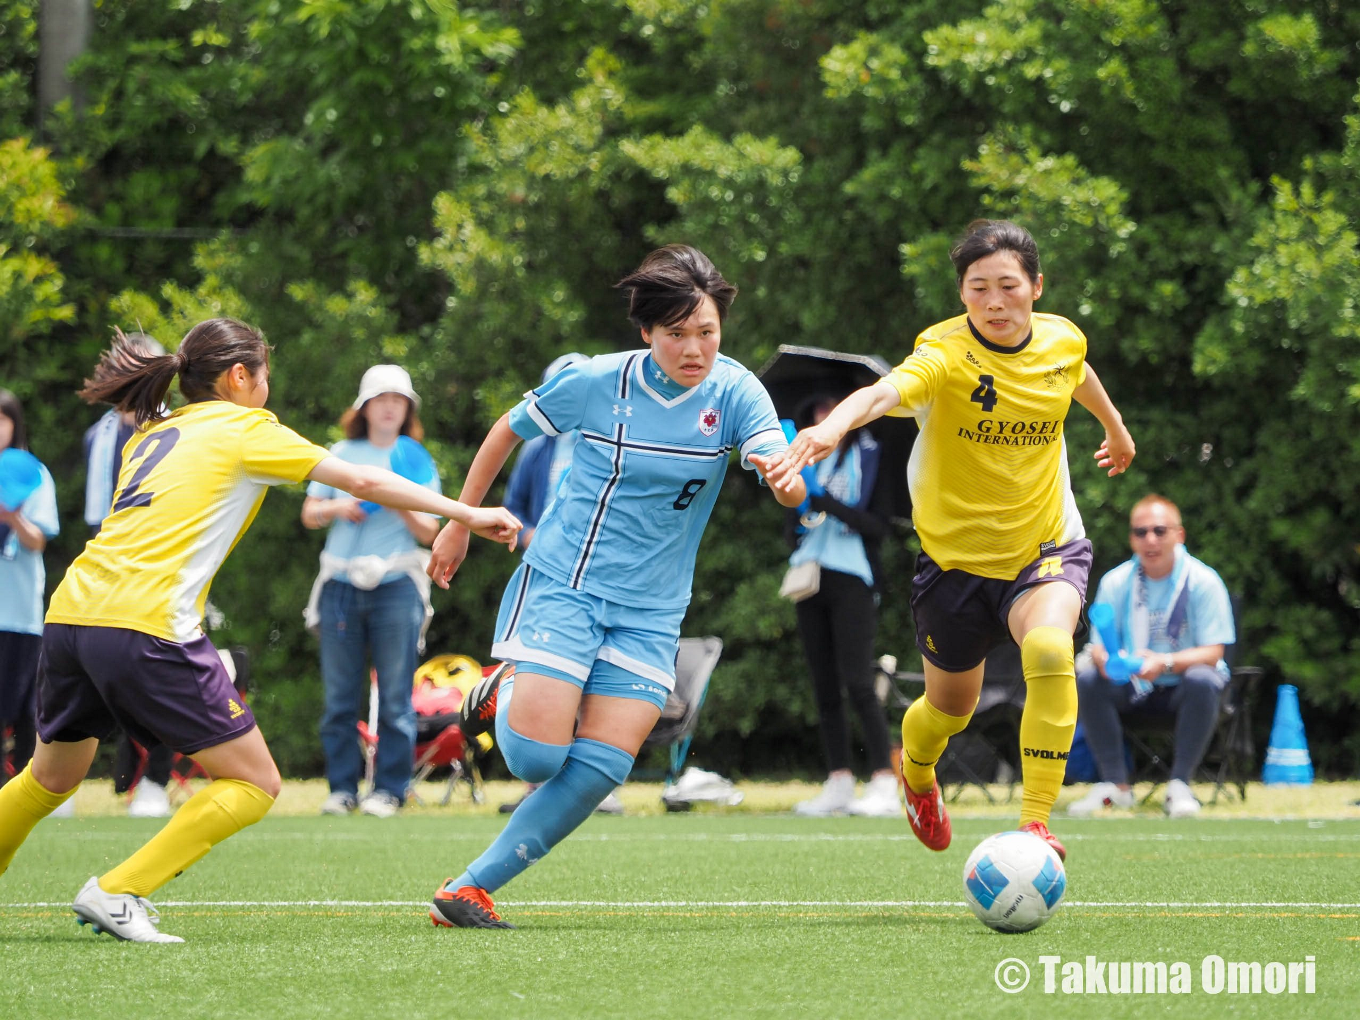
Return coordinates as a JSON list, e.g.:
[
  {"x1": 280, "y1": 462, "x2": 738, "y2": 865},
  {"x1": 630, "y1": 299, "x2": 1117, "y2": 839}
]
[
  {"x1": 516, "y1": 843, "x2": 540, "y2": 865},
  {"x1": 612, "y1": 404, "x2": 632, "y2": 416},
  {"x1": 653, "y1": 367, "x2": 668, "y2": 383},
  {"x1": 532, "y1": 631, "x2": 551, "y2": 643}
]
